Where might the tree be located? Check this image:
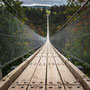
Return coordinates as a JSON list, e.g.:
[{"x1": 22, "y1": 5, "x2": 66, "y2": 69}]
[
  {"x1": 3, "y1": 0, "x2": 24, "y2": 16},
  {"x1": 67, "y1": 0, "x2": 86, "y2": 6}
]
